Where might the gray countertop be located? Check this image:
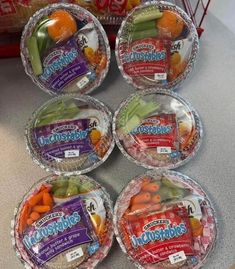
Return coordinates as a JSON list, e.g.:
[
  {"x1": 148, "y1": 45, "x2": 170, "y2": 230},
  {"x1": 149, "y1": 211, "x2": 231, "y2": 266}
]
[{"x1": 0, "y1": 11, "x2": 235, "y2": 269}]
